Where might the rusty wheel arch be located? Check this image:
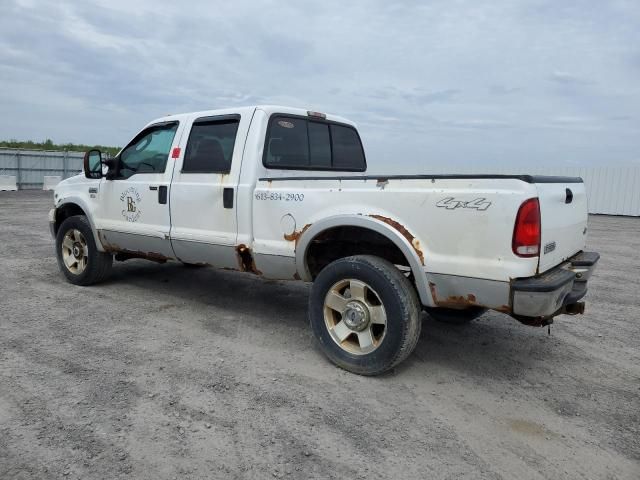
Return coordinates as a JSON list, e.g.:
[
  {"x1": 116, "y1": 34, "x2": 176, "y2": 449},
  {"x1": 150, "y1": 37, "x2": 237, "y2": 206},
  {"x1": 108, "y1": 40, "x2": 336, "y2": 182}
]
[
  {"x1": 302, "y1": 225, "x2": 414, "y2": 281},
  {"x1": 292, "y1": 215, "x2": 435, "y2": 307},
  {"x1": 368, "y1": 215, "x2": 424, "y2": 265}
]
